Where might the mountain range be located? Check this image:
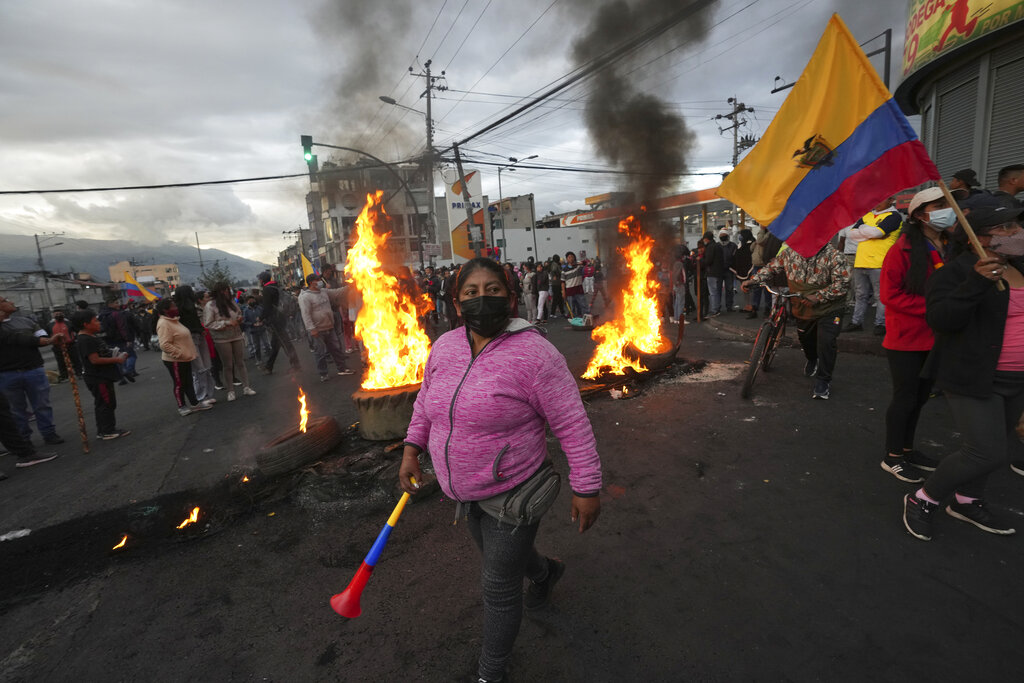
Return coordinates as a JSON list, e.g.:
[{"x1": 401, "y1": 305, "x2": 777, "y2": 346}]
[{"x1": 0, "y1": 234, "x2": 272, "y2": 286}]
